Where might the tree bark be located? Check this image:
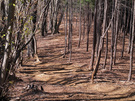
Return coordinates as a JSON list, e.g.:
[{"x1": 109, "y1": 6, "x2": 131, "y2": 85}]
[
  {"x1": 96, "y1": 0, "x2": 102, "y2": 58},
  {"x1": 127, "y1": 11, "x2": 133, "y2": 54},
  {"x1": 69, "y1": 0, "x2": 73, "y2": 62},
  {"x1": 102, "y1": 0, "x2": 108, "y2": 69},
  {"x1": 121, "y1": 1, "x2": 127, "y2": 58},
  {"x1": 86, "y1": 3, "x2": 91, "y2": 52},
  {"x1": 128, "y1": 0, "x2": 135, "y2": 81},
  {"x1": 0, "y1": 0, "x2": 16, "y2": 90},
  {"x1": 89, "y1": 0, "x2": 98, "y2": 70},
  {"x1": 110, "y1": 0, "x2": 116, "y2": 70},
  {"x1": 78, "y1": 0, "x2": 82, "y2": 48},
  {"x1": 113, "y1": 0, "x2": 119, "y2": 65},
  {"x1": 64, "y1": 0, "x2": 68, "y2": 57}
]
